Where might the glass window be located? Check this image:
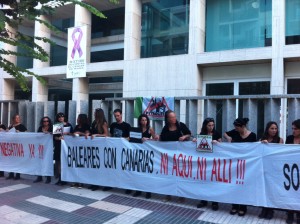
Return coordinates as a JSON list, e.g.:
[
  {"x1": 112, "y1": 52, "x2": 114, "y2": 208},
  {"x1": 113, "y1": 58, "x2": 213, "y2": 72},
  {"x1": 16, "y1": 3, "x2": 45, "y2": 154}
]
[
  {"x1": 91, "y1": 49, "x2": 124, "y2": 62},
  {"x1": 50, "y1": 45, "x2": 67, "y2": 66},
  {"x1": 286, "y1": 0, "x2": 300, "y2": 44},
  {"x1": 206, "y1": 0, "x2": 272, "y2": 52},
  {"x1": 239, "y1": 81, "x2": 270, "y2": 95},
  {"x1": 287, "y1": 79, "x2": 300, "y2": 93},
  {"x1": 17, "y1": 41, "x2": 33, "y2": 69},
  {"x1": 91, "y1": 8, "x2": 125, "y2": 39},
  {"x1": 206, "y1": 83, "x2": 234, "y2": 96},
  {"x1": 52, "y1": 18, "x2": 74, "y2": 33},
  {"x1": 141, "y1": 0, "x2": 189, "y2": 58}
]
